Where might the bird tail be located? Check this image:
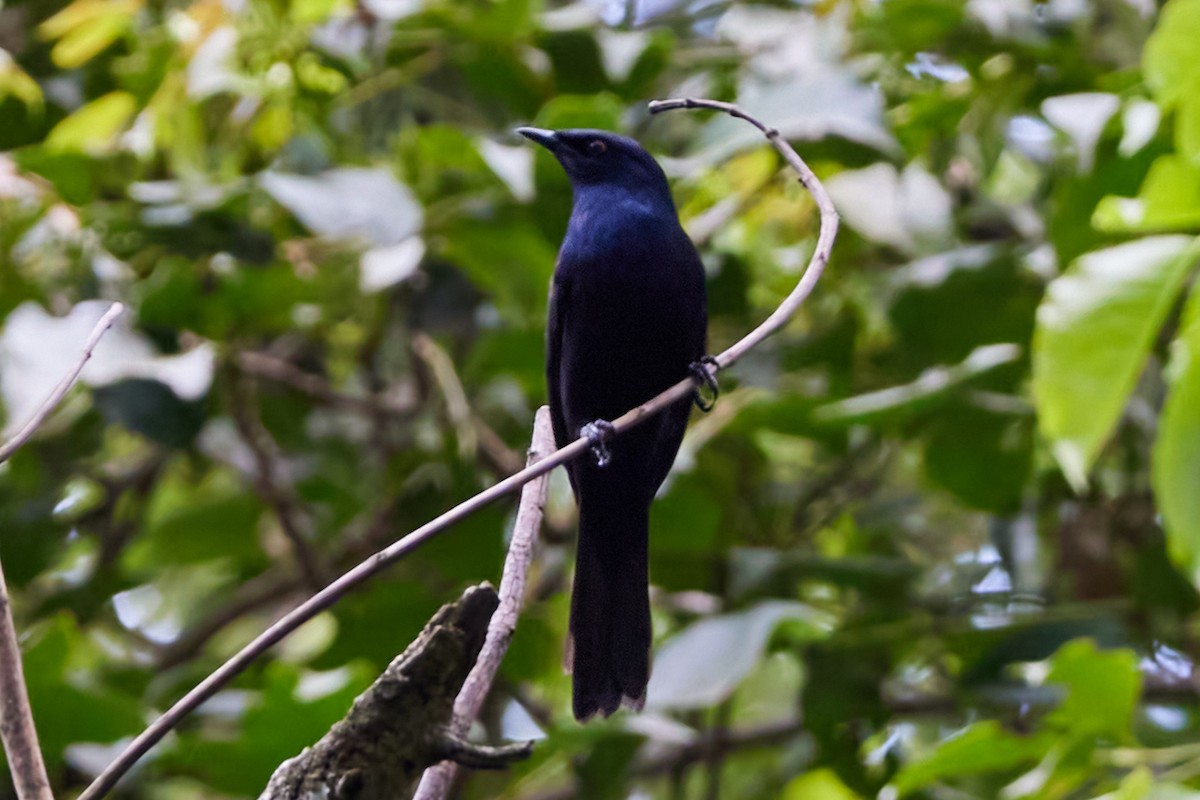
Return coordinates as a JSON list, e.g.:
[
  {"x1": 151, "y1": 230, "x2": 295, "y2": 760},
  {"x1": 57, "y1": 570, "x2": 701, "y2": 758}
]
[{"x1": 566, "y1": 498, "x2": 652, "y2": 721}]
